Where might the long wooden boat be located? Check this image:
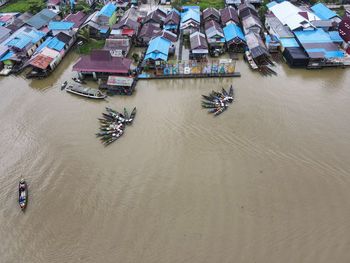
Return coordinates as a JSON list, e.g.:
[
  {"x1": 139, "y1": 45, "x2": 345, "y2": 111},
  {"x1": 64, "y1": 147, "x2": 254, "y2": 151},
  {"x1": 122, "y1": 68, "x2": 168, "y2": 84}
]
[
  {"x1": 19, "y1": 179, "x2": 28, "y2": 211},
  {"x1": 65, "y1": 84, "x2": 107, "y2": 99},
  {"x1": 245, "y1": 51, "x2": 258, "y2": 70}
]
